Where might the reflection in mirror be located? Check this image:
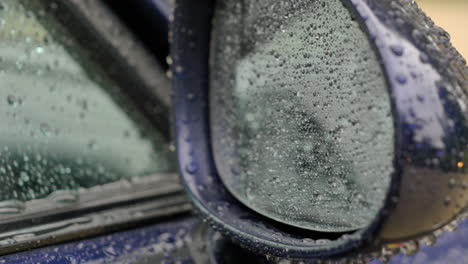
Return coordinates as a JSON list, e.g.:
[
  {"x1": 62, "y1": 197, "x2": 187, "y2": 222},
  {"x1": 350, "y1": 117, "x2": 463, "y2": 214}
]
[
  {"x1": 0, "y1": 0, "x2": 175, "y2": 204},
  {"x1": 211, "y1": 0, "x2": 394, "y2": 232}
]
